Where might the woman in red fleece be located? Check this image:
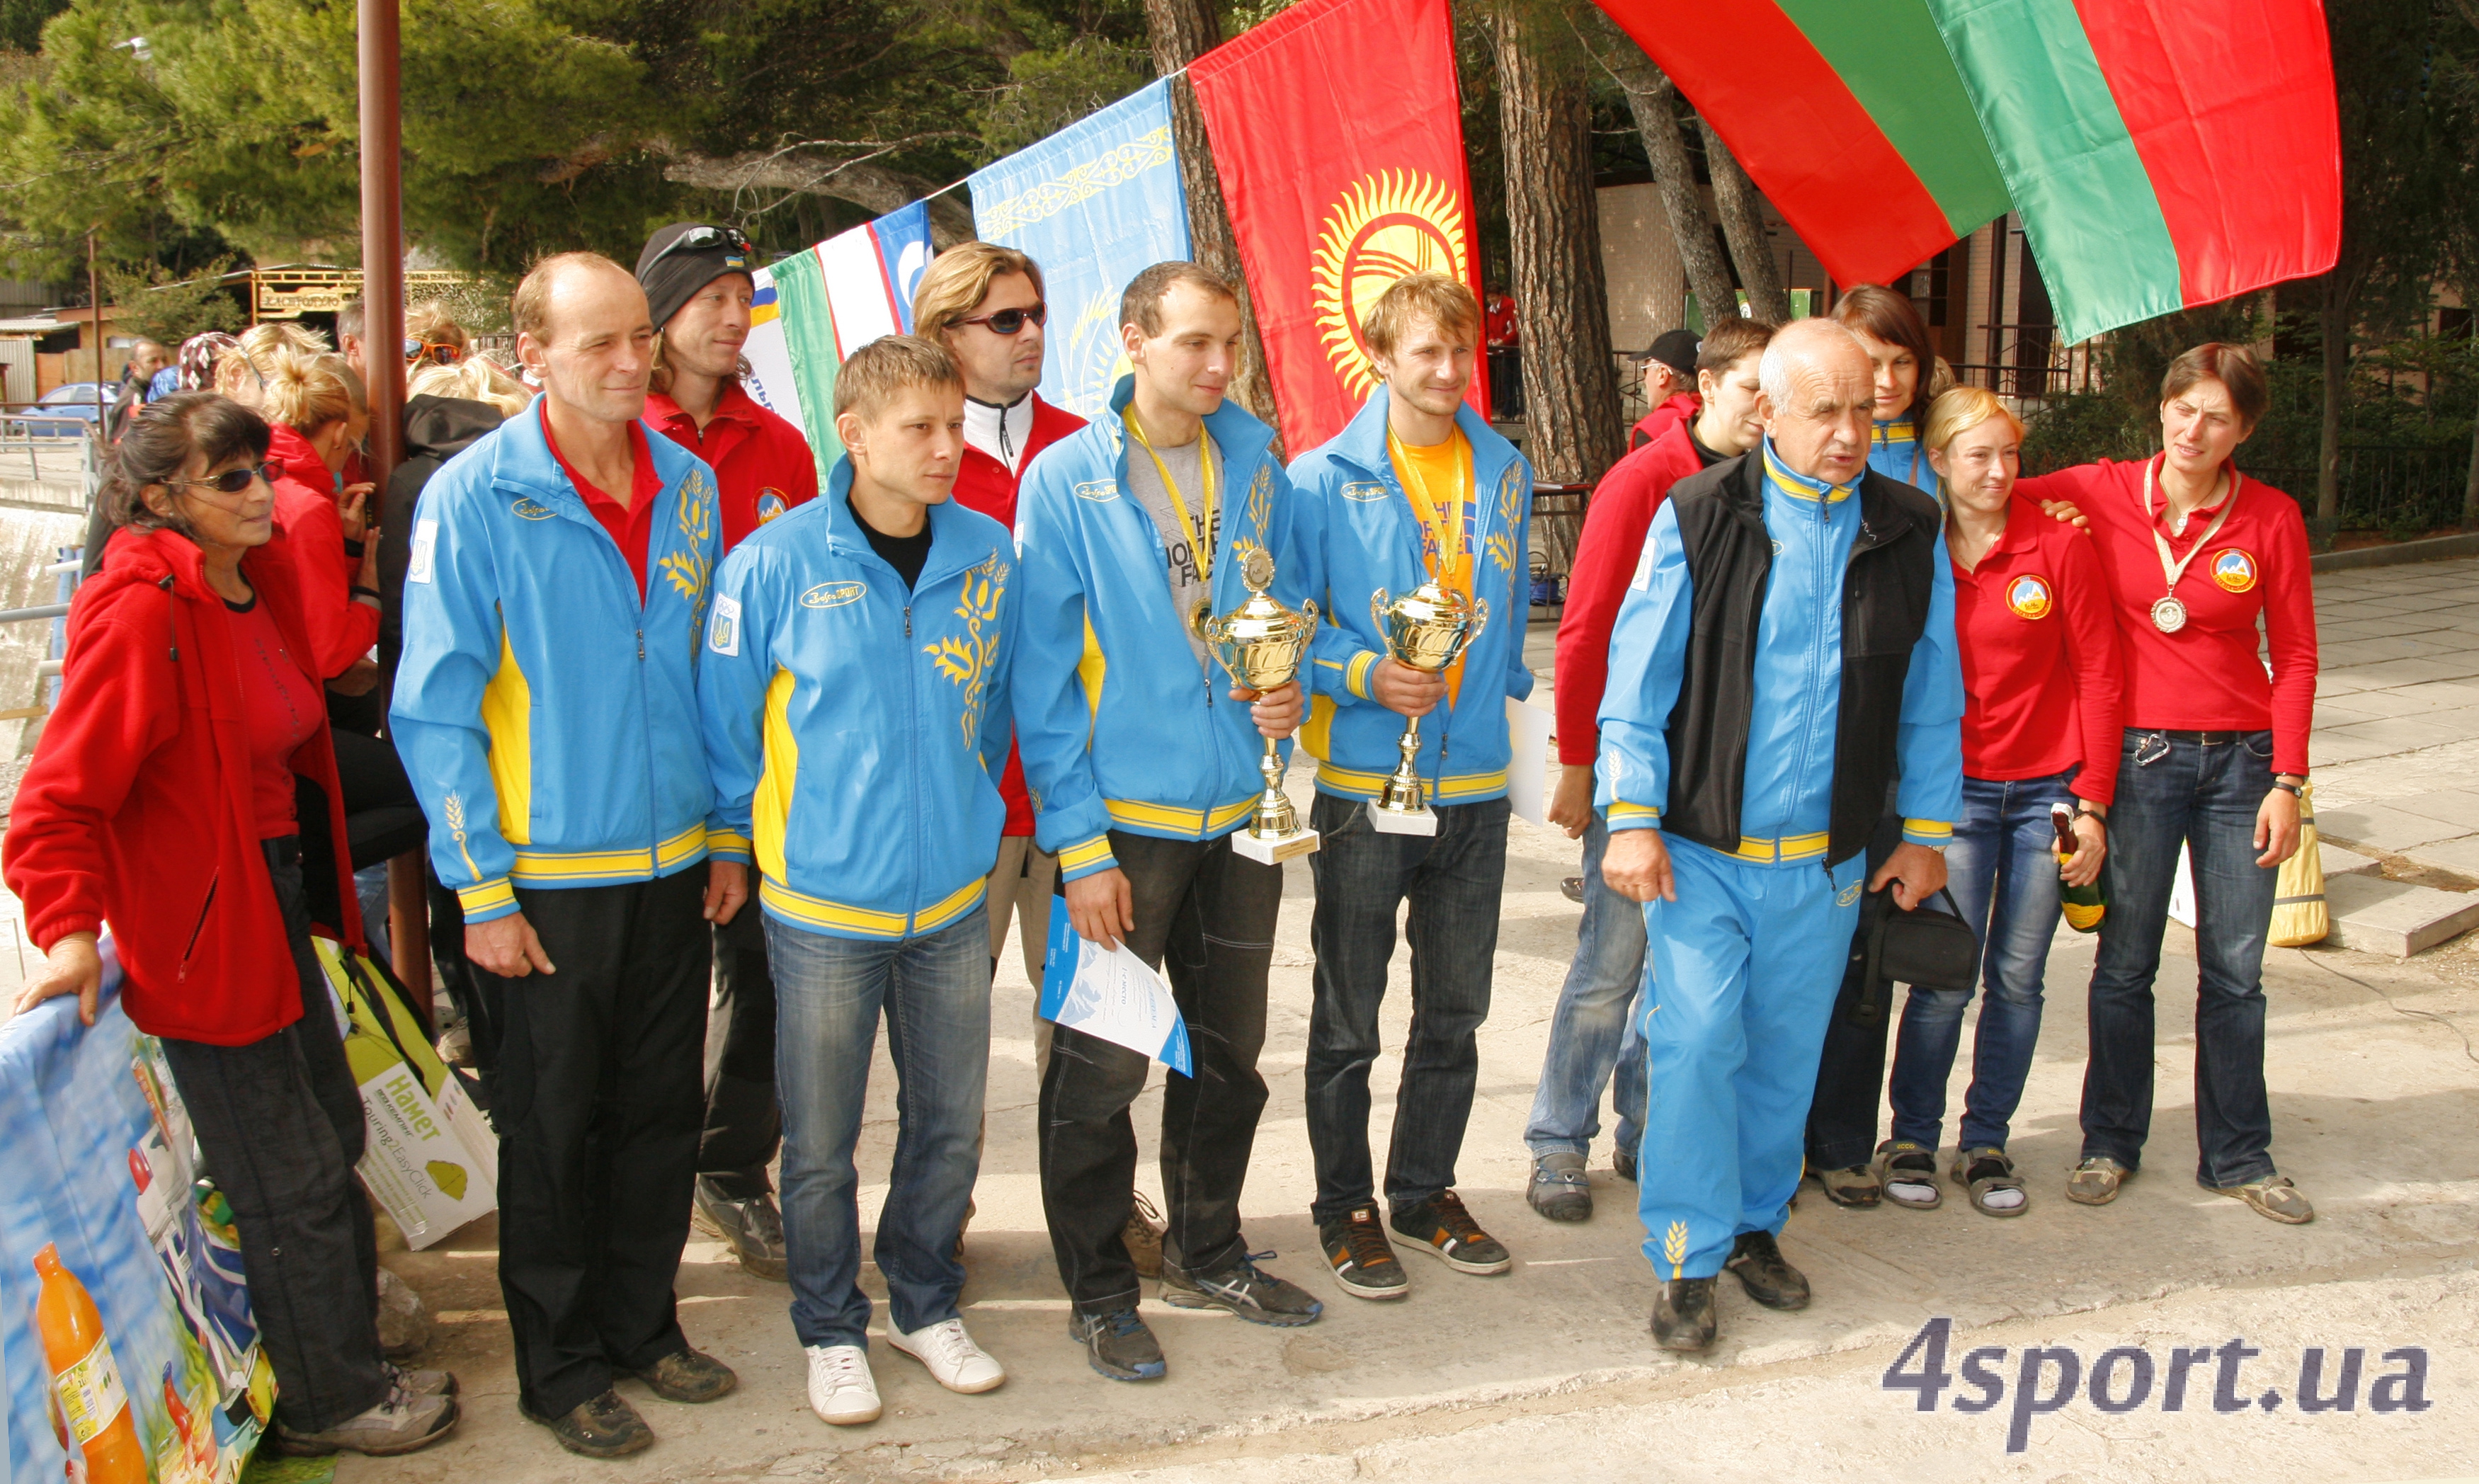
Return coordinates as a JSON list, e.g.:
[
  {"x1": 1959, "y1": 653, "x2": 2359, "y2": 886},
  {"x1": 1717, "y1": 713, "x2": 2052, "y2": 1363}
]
[
  {"x1": 260, "y1": 350, "x2": 384, "y2": 693},
  {"x1": 4, "y1": 394, "x2": 459, "y2": 1456},
  {"x1": 2017, "y1": 343, "x2": 2317, "y2": 1226}
]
